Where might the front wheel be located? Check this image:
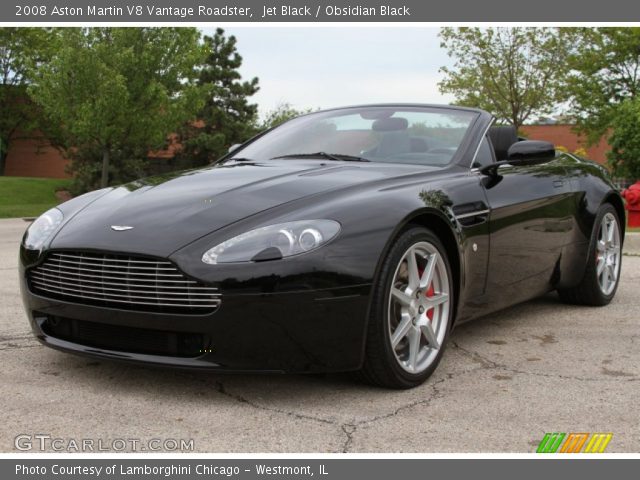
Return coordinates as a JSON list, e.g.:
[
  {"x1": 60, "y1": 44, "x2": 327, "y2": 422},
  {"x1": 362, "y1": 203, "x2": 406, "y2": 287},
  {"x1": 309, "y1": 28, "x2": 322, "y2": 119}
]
[
  {"x1": 358, "y1": 227, "x2": 454, "y2": 389},
  {"x1": 558, "y1": 203, "x2": 622, "y2": 306}
]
